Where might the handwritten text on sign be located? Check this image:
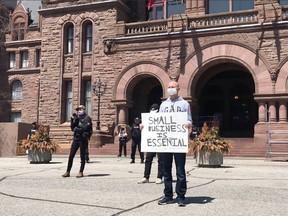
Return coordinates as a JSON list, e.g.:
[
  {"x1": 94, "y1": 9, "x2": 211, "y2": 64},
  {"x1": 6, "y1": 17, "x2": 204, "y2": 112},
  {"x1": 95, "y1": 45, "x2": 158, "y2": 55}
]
[{"x1": 141, "y1": 112, "x2": 188, "y2": 153}]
